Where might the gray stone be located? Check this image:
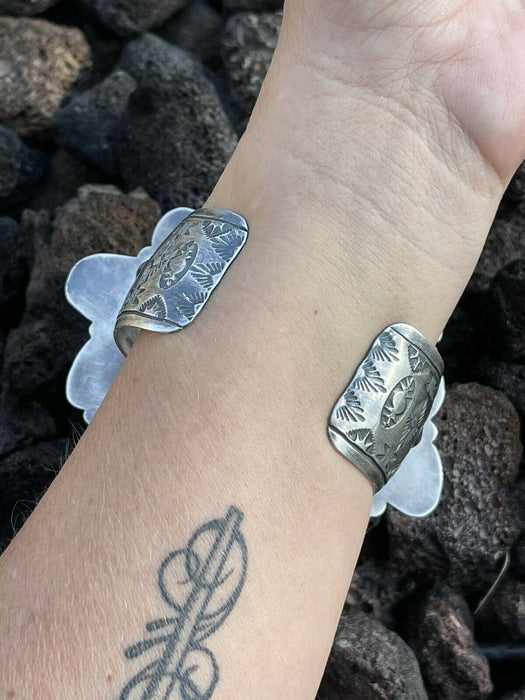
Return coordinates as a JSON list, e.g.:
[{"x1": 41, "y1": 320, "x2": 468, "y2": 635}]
[
  {"x1": 51, "y1": 71, "x2": 136, "y2": 175},
  {"x1": 83, "y1": 0, "x2": 188, "y2": 36},
  {"x1": 222, "y1": 10, "x2": 282, "y2": 113},
  {"x1": 116, "y1": 36, "x2": 237, "y2": 209},
  {"x1": 404, "y1": 585, "x2": 493, "y2": 699},
  {"x1": 2, "y1": 186, "x2": 161, "y2": 404},
  {"x1": 158, "y1": 0, "x2": 224, "y2": 68},
  {"x1": 0, "y1": 18, "x2": 91, "y2": 138},
  {"x1": 0, "y1": 0, "x2": 60, "y2": 14},
  {"x1": 317, "y1": 608, "x2": 428, "y2": 699},
  {"x1": 387, "y1": 383, "x2": 522, "y2": 592}
]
